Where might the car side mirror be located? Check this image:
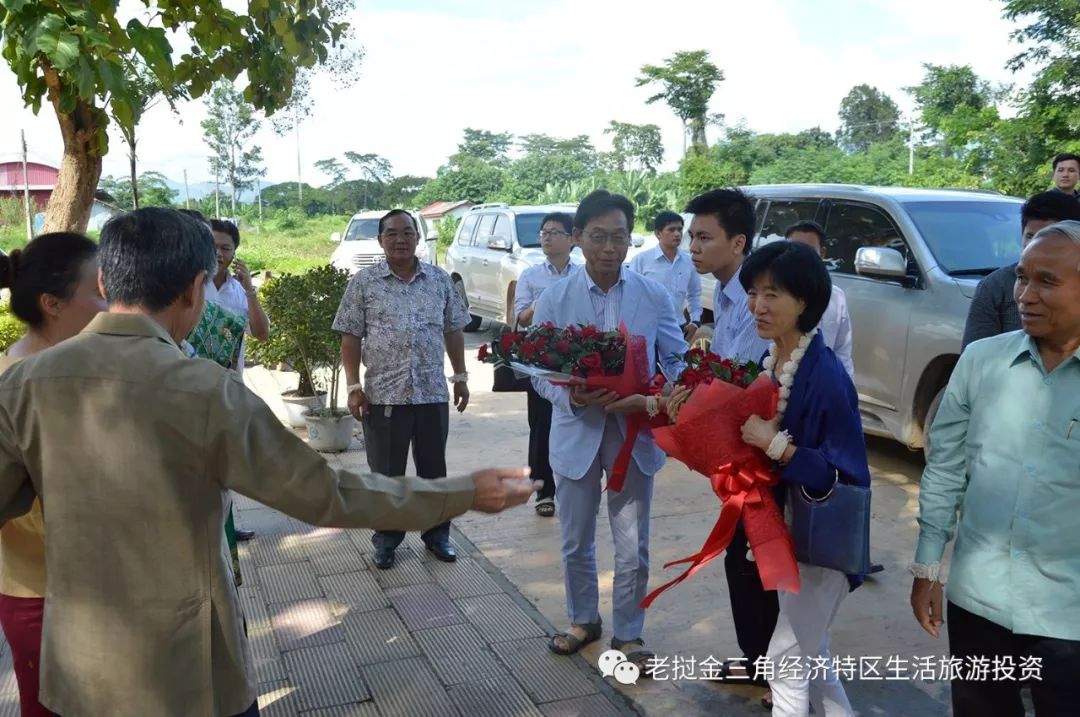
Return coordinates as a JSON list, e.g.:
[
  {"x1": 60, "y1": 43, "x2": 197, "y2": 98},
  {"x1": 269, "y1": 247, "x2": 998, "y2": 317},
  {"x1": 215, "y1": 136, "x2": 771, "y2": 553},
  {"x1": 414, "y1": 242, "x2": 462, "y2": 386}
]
[
  {"x1": 855, "y1": 246, "x2": 908, "y2": 279},
  {"x1": 487, "y1": 237, "x2": 510, "y2": 251},
  {"x1": 632, "y1": 235, "x2": 644, "y2": 248},
  {"x1": 330, "y1": 232, "x2": 342, "y2": 243}
]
